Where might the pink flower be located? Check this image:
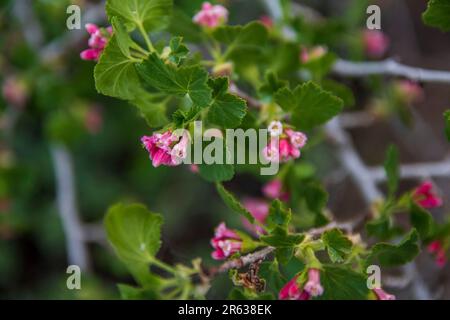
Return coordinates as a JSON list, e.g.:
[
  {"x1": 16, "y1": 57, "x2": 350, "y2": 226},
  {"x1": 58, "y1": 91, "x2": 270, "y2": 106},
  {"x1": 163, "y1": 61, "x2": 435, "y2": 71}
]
[
  {"x1": 193, "y1": 2, "x2": 228, "y2": 28},
  {"x1": 211, "y1": 222, "x2": 242, "y2": 260},
  {"x1": 395, "y1": 80, "x2": 424, "y2": 104},
  {"x1": 363, "y1": 30, "x2": 389, "y2": 59},
  {"x1": 260, "y1": 15, "x2": 273, "y2": 29},
  {"x1": 279, "y1": 275, "x2": 310, "y2": 300},
  {"x1": 262, "y1": 179, "x2": 289, "y2": 201},
  {"x1": 263, "y1": 124, "x2": 307, "y2": 163},
  {"x1": 286, "y1": 129, "x2": 308, "y2": 149},
  {"x1": 413, "y1": 181, "x2": 443, "y2": 209},
  {"x1": 303, "y1": 268, "x2": 324, "y2": 297},
  {"x1": 263, "y1": 138, "x2": 300, "y2": 163},
  {"x1": 242, "y1": 198, "x2": 269, "y2": 235},
  {"x1": 2, "y1": 76, "x2": 27, "y2": 109},
  {"x1": 428, "y1": 240, "x2": 442, "y2": 254},
  {"x1": 268, "y1": 120, "x2": 283, "y2": 137},
  {"x1": 262, "y1": 139, "x2": 281, "y2": 163},
  {"x1": 373, "y1": 288, "x2": 396, "y2": 300},
  {"x1": 171, "y1": 133, "x2": 190, "y2": 165},
  {"x1": 141, "y1": 131, "x2": 189, "y2": 167},
  {"x1": 80, "y1": 23, "x2": 112, "y2": 61},
  {"x1": 427, "y1": 240, "x2": 447, "y2": 267},
  {"x1": 300, "y1": 46, "x2": 327, "y2": 64}
]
